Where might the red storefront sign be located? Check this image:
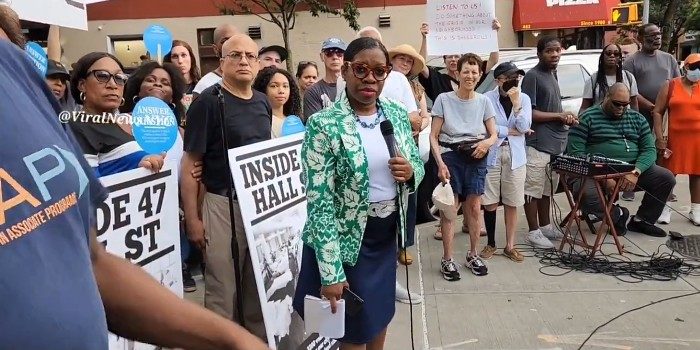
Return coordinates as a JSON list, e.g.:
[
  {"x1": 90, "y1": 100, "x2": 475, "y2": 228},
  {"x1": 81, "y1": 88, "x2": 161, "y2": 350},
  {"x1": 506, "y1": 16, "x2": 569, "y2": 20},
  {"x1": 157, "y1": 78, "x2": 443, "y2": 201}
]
[{"x1": 513, "y1": 0, "x2": 622, "y2": 31}]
